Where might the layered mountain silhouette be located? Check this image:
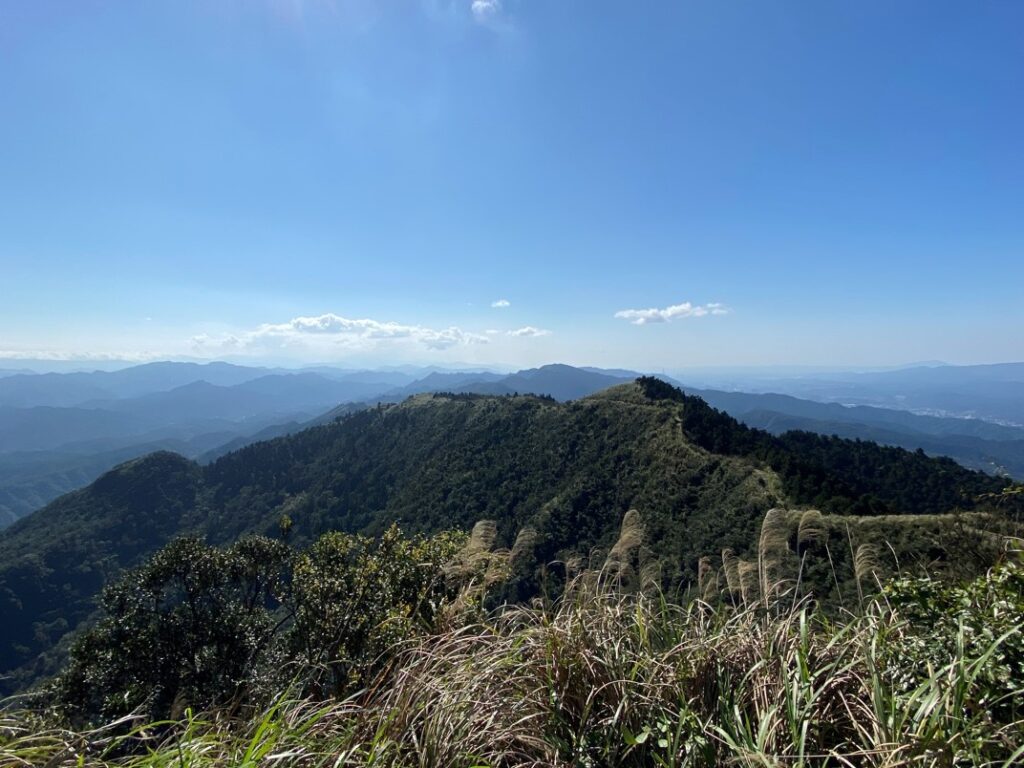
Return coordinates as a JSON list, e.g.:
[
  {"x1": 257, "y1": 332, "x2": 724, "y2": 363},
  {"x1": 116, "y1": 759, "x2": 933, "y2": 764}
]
[{"x1": 1, "y1": 362, "x2": 1022, "y2": 529}]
